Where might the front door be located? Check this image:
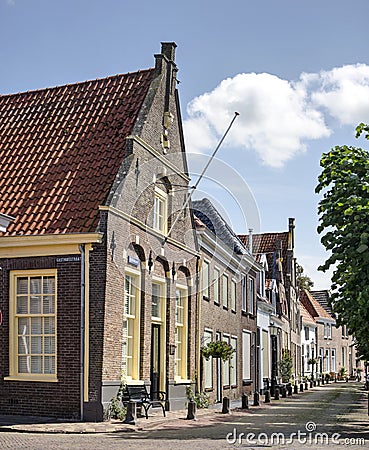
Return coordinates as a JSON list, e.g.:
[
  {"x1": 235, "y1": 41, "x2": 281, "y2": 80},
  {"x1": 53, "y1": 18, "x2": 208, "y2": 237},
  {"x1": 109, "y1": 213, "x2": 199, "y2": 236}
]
[{"x1": 151, "y1": 324, "x2": 161, "y2": 399}]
